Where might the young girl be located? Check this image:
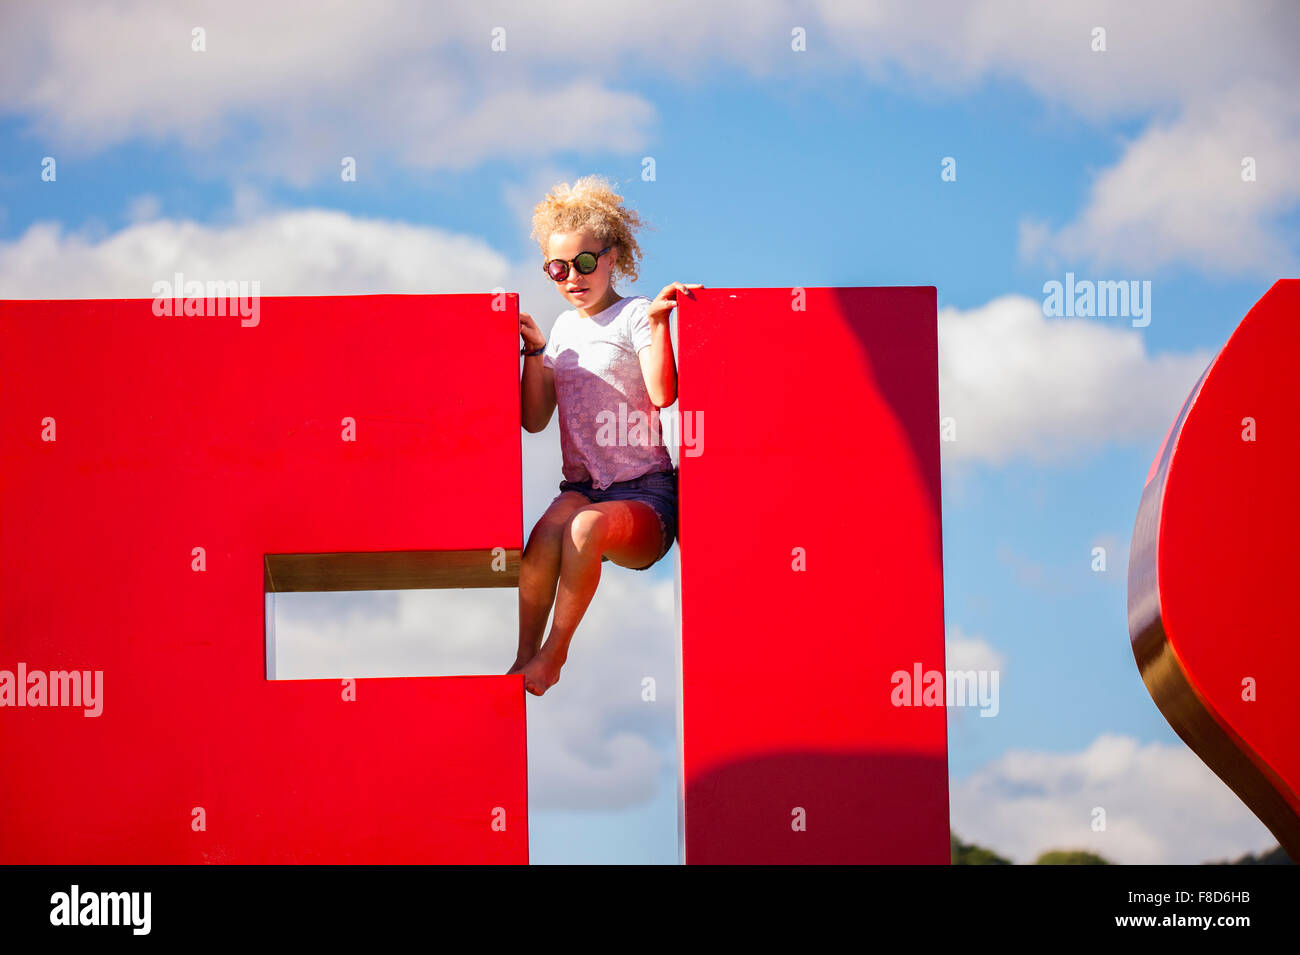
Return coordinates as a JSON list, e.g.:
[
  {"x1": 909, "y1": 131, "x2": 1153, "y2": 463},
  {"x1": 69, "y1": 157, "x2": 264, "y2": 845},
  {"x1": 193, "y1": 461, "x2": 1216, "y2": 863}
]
[{"x1": 510, "y1": 175, "x2": 702, "y2": 697}]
